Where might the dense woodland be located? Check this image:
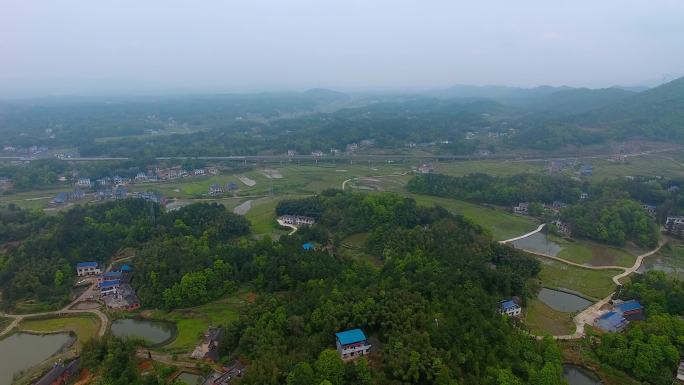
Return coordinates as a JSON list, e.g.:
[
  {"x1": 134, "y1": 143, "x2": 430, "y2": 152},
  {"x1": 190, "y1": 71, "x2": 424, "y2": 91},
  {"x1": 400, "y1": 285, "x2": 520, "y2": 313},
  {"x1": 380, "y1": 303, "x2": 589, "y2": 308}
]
[
  {"x1": 0, "y1": 191, "x2": 572, "y2": 384},
  {"x1": 1, "y1": 76, "x2": 683, "y2": 160},
  {"x1": 0, "y1": 201, "x2": 246, "y2": 309}
]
